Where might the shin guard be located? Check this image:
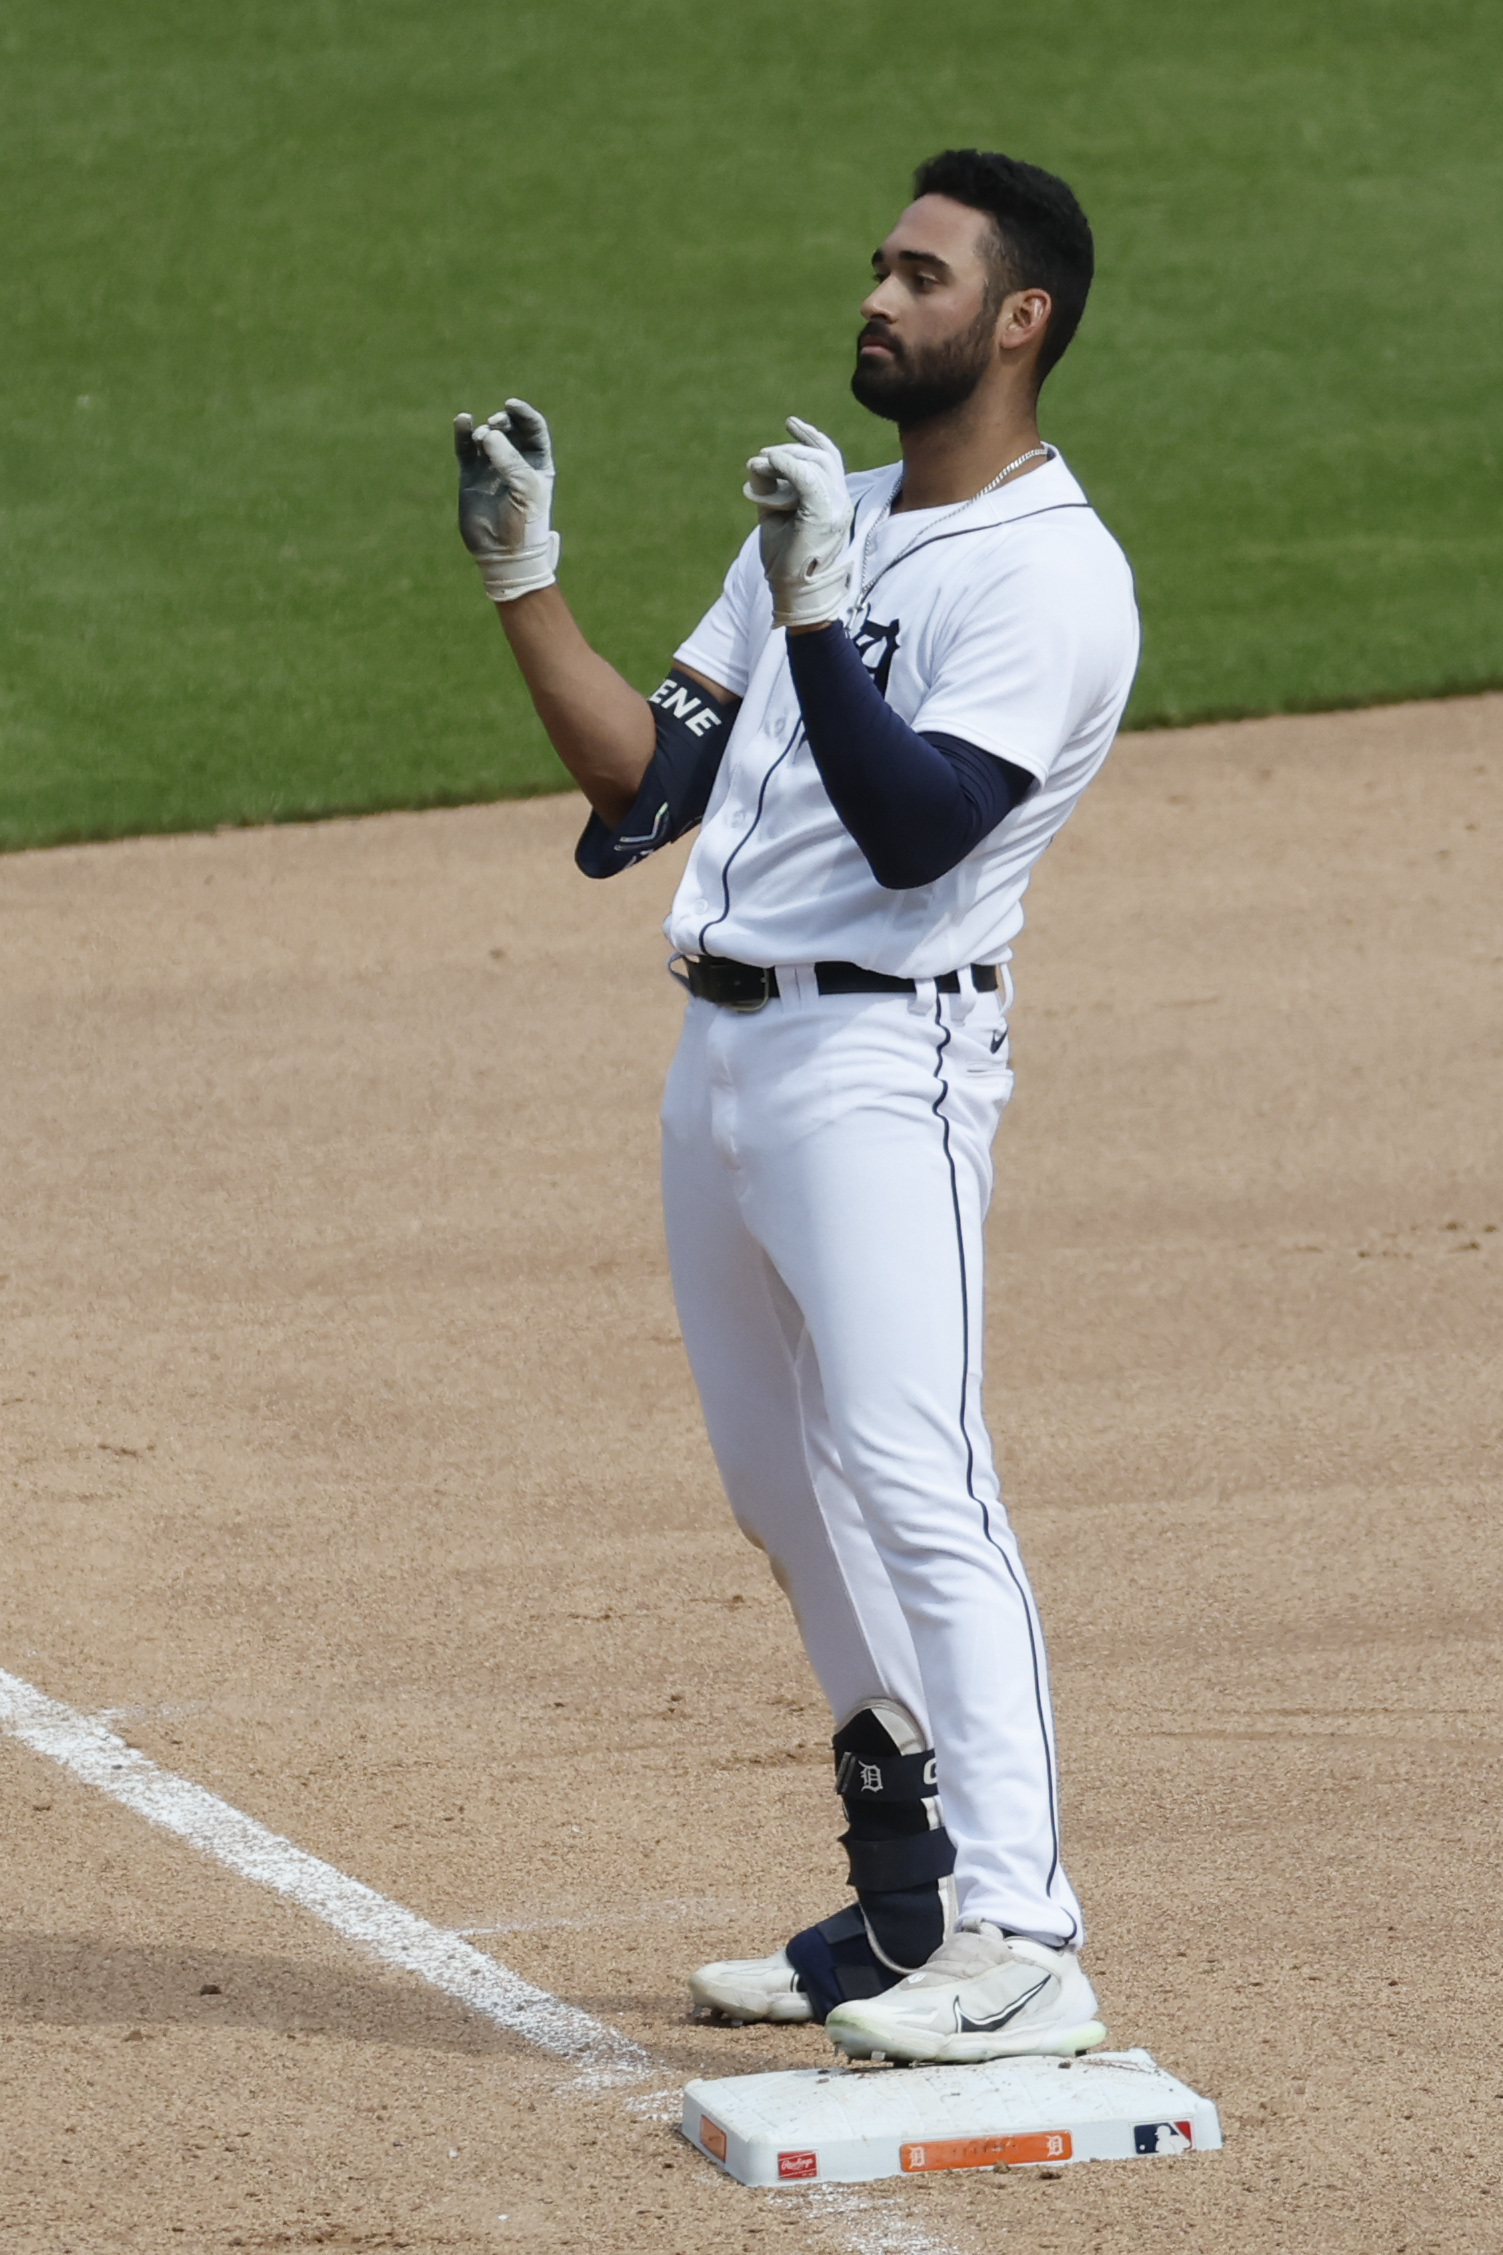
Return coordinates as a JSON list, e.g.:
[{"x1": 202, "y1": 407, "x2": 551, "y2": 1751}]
[
  {"x1": 831, "y1": 1700, "x2": 956, "y2": 1973},
  {"x1": 786, "y1": 1701, "x2": 957, "y2": 2019}
]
